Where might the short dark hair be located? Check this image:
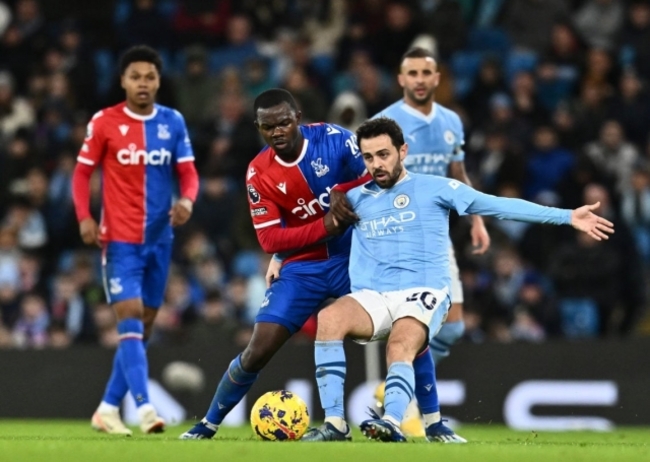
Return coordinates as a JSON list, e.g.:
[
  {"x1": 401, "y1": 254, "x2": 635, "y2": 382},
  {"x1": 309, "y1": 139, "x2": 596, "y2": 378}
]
[
  {"x1": 401, "y1": 47, "x2": 435, "y2": 63},
  {"x1": 253, "y1": 88, "x2": 298, "y2": 114},
  {"x1": 119, "y1": 45, "x2": 163, "y2": 75},
  {"x1": 356, "y1": 117, "x2": 405, "y2": 151}
]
